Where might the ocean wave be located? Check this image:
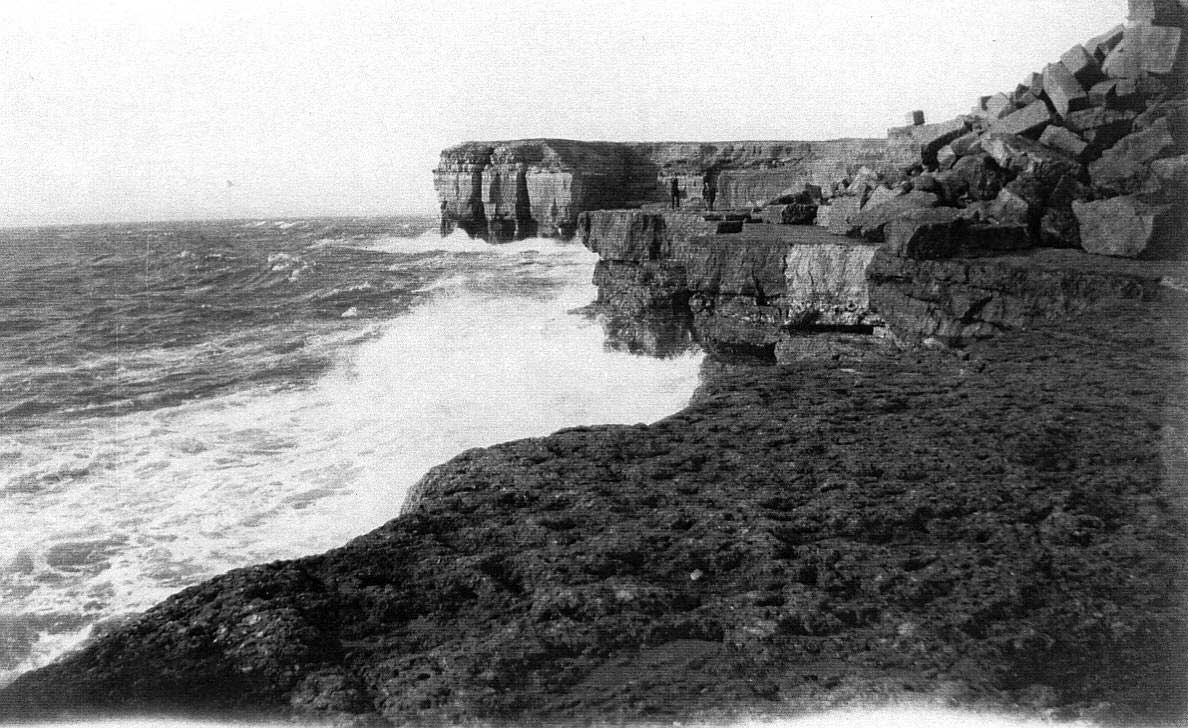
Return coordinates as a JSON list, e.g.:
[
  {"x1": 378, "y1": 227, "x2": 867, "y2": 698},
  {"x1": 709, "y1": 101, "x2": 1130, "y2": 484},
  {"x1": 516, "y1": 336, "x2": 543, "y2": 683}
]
[{"x1": 0, "y1": 253, "x2": 703, "y2": 683}]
